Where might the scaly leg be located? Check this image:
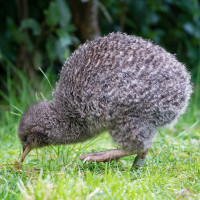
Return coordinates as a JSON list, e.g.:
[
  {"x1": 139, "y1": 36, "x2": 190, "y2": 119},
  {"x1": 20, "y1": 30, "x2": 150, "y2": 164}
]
[
  {"x1": 79, "y1": 149, "x2": 134, "y2": 162},
  {"x1": 132, "y1": 149, "x2": 149, "y2": 169},
  {"x1": 79, "y1": 148, "x2": 149, "y2": 168}
]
